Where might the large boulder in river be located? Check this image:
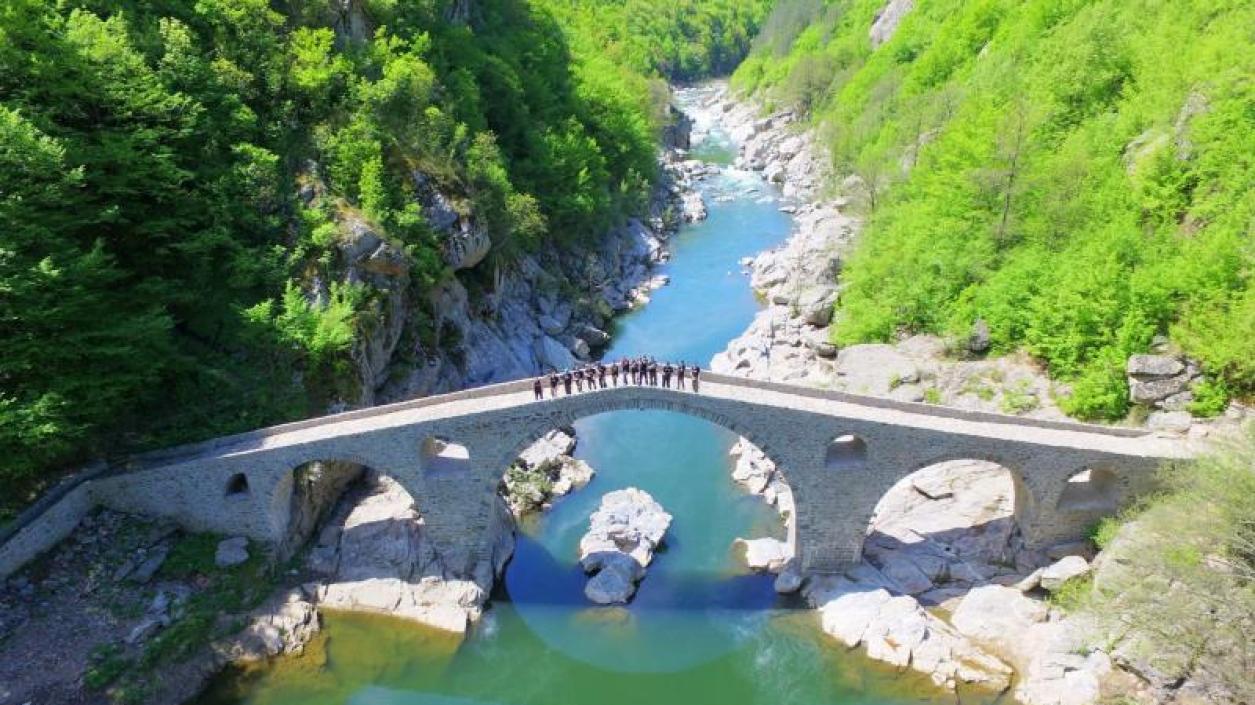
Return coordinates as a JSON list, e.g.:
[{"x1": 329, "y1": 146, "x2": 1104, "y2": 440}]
[
  {"x1": 579, "y1": 489, "x2": 671, "y2": 605},
  {"x1": 578, "y1": 488, "x2": 672, "y2": 567}
]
